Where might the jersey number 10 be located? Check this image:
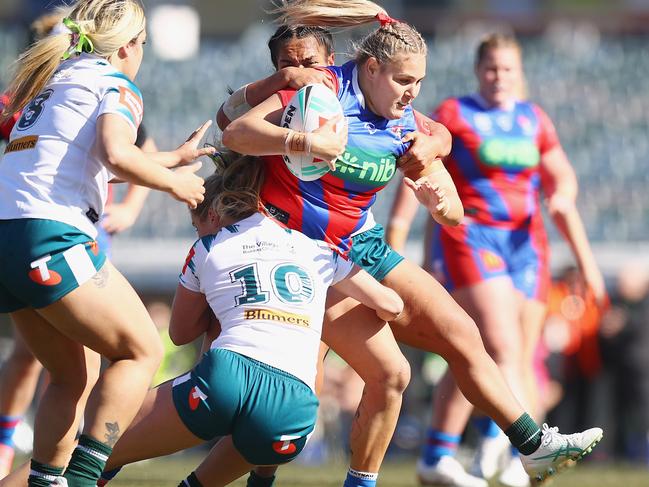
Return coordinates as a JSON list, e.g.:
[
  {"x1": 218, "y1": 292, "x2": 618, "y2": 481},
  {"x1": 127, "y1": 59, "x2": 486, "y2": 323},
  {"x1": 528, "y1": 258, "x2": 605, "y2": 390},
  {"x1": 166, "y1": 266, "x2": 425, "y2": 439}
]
[{"x1": 230, "y1": 263, "x2": 314, "y2": 307}]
